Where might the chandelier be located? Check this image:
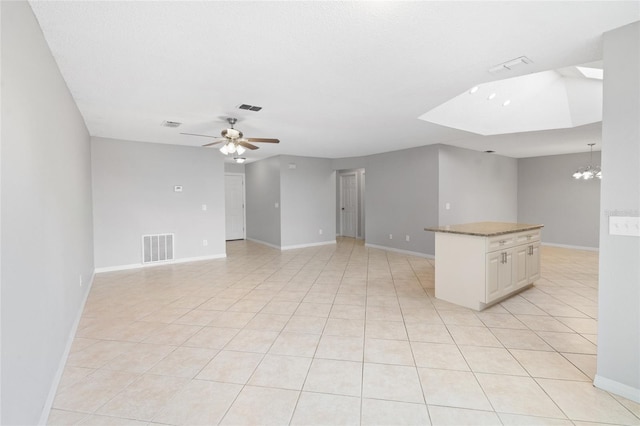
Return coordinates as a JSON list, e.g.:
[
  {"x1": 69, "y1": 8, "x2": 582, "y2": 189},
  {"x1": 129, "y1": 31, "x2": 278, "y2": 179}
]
[{"x1": 572, "y1": 143, "x2": 601, "y2": 180}]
